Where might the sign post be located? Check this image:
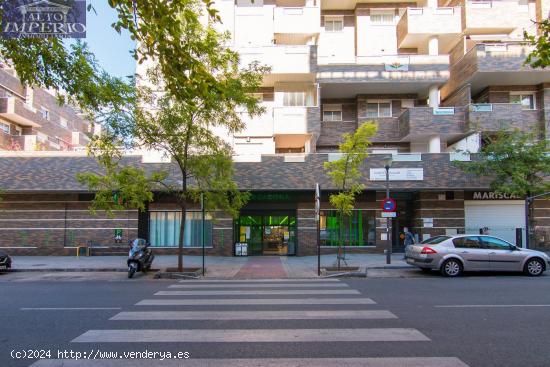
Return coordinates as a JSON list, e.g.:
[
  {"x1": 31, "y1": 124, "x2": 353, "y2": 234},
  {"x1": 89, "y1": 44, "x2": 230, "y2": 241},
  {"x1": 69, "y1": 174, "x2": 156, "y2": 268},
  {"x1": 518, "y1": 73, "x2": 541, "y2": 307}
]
[
  {"x1": 201, "y1": 192, "x2": 205, "y2": 276},
  {"x1": 381, "y1": 197, "x2": 397, "y2": 264},
  {"x1": 315, "y1": 183, "x2": 321, "y2": 277}
]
